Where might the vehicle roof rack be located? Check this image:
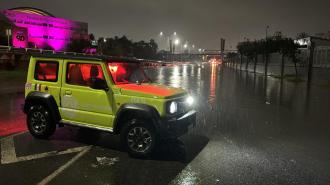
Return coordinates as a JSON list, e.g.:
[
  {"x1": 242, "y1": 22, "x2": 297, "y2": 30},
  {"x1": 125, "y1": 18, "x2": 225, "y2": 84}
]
[{"x1": 30, "y1": 53, "x2": 143, "y2": 63}]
